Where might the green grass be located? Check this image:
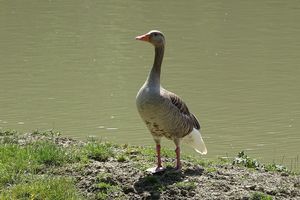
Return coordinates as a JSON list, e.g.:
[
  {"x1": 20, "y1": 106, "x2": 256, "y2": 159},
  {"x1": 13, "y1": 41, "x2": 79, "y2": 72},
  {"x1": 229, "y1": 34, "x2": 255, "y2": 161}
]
[
  {"x1": 0, "y1": 176, "x2": 81, "y2": 200},
  {"x1": 250, "y1": 192, "x2": 273, "y2": 200},
  {"x1": 117, "y1": 154, "x2": 128, "y2": 162},
  {"x1": 83, "y1": 142, "x2": 115, "y2": 162},
  {"x1": 96, "y1": 182, "x2": 121, "y2": 200},
  {"x1": 0, "y1": 130, "x2": 298, "y2": 199},
  {"x1": 33, "y1": 141, "x2": 74, "y2": 166},
  {"x1": 233, "y1": 151, "x2": 293, "y2": 174},
  {"x1": 0, "y1": 140, "x2": 79, "y2": 187},
  {"x1": 96, "y1": 173, "x2": 121, "y2": 200},
  {"x1": 174, "y1": 181, "x2": 196, "y2": 190}
]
